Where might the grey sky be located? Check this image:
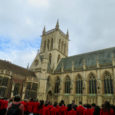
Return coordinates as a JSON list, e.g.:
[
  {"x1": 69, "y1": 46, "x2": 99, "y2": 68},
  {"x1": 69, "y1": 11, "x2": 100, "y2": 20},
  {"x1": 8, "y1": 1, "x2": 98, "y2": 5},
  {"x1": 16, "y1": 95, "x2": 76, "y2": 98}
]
[{"x1": 0, "y1": 0, "x2": 115, "y2": 67}]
